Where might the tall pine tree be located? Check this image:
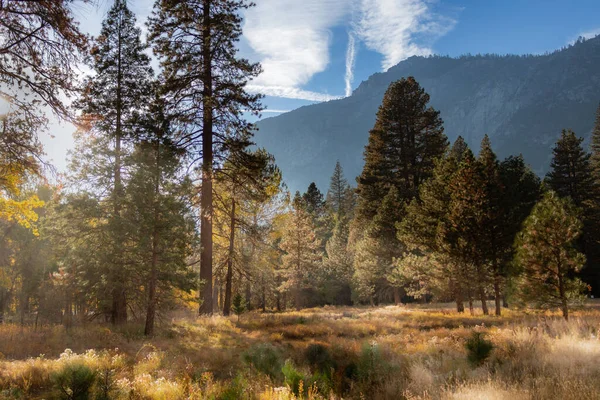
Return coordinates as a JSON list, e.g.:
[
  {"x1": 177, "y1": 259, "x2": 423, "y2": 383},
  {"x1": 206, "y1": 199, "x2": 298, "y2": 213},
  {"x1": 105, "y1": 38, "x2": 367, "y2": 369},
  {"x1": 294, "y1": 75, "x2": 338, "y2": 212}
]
[
  {"x1": 148, "y1": 0, "x2": 262, "y2": 314},
  {"x1": 76, "y1": 0, "x2": 153, "y2": 324},
  {"x1": 356, "y1": 77, "x2": 447, "y2": 222}
]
